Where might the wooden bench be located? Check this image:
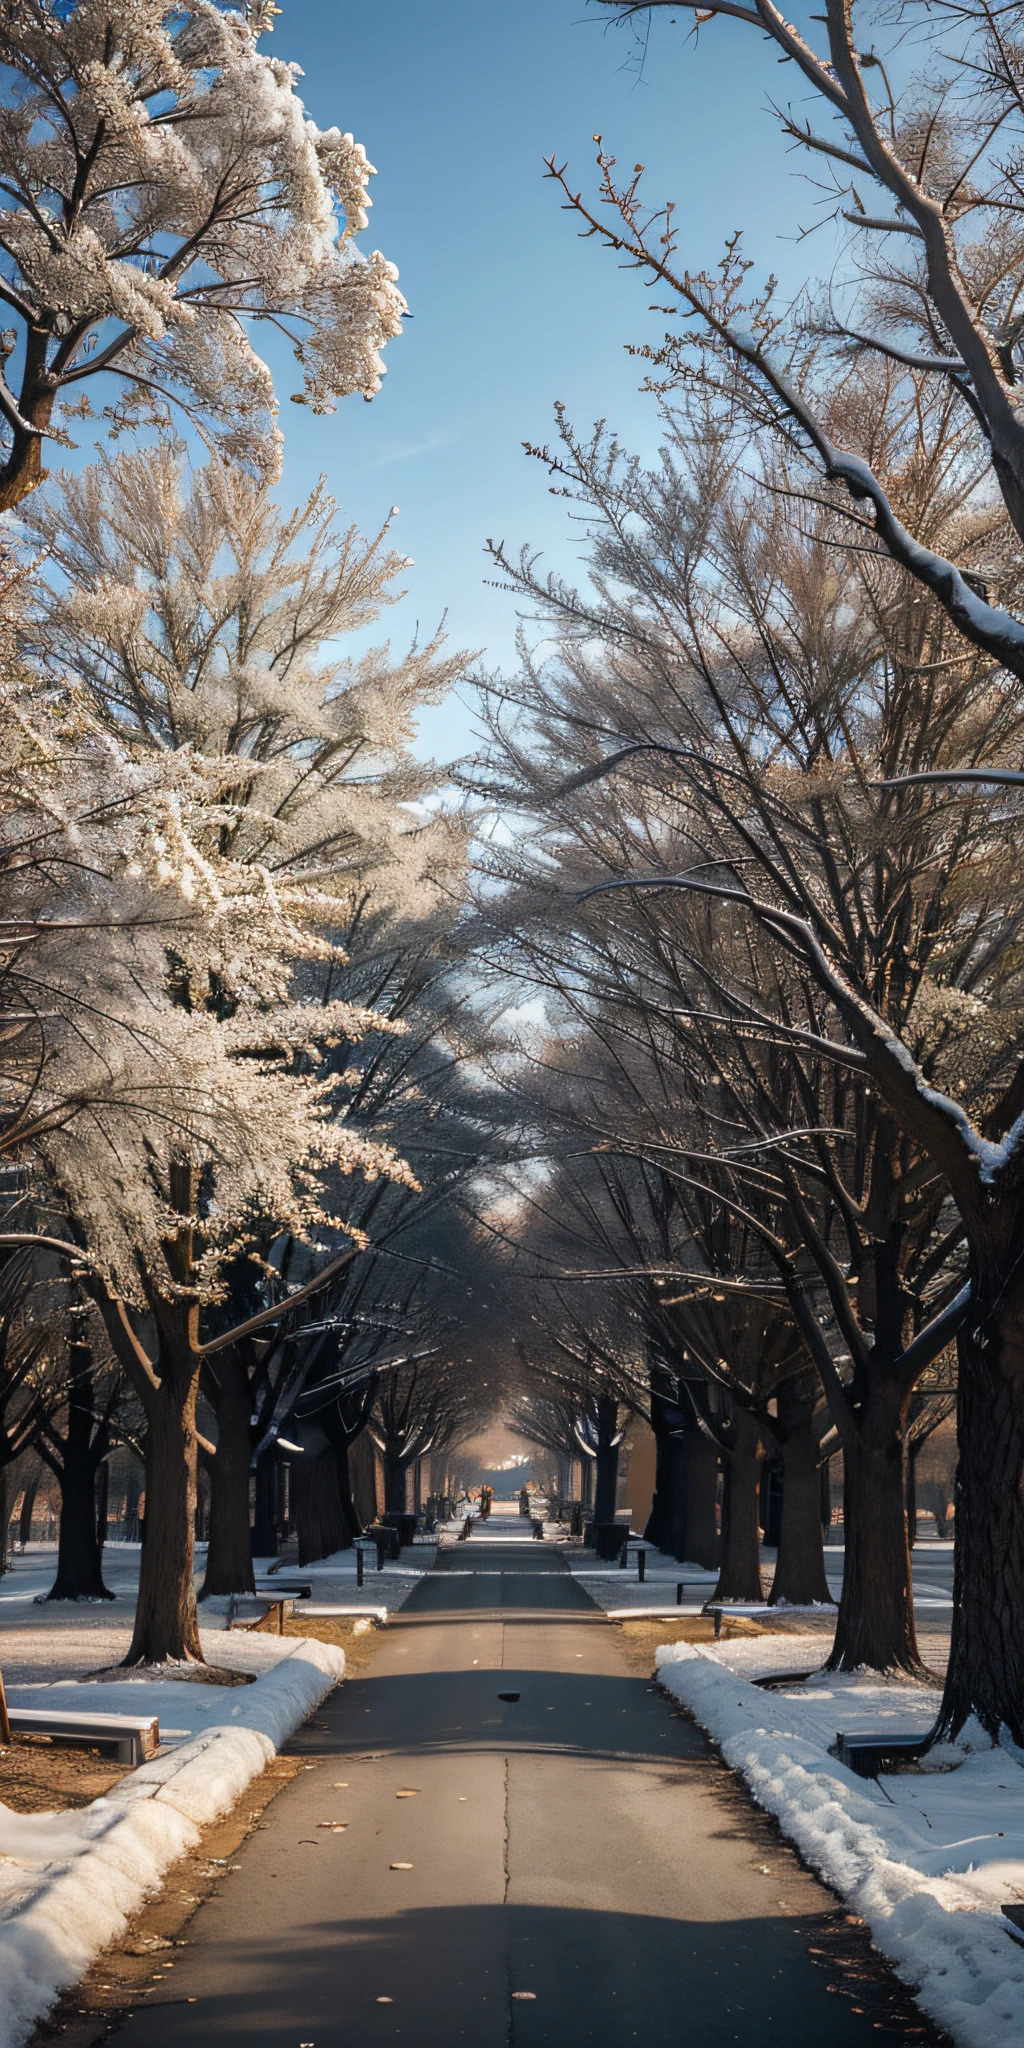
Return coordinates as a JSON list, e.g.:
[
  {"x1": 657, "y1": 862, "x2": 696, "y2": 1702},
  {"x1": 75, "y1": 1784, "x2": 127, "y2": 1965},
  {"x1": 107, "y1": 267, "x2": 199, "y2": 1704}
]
[{"x1": 6, "y1": 1708, "x2": 159, "y2": 1766}]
